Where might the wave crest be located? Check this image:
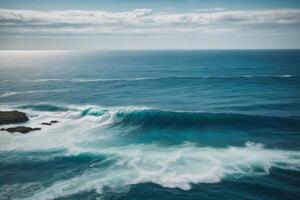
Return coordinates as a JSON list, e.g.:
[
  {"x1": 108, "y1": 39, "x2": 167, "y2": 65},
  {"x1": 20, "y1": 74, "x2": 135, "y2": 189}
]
[
  {"x1": 17, "y1": 104, "x2": 300, "y2": 130},
  {"x1": 2, "y1": 103, "x2": 300, "y2": 199},
  {"x1": 25, "y1": 142, "x2": 300, "y2": 199}
]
